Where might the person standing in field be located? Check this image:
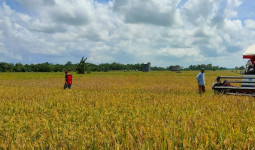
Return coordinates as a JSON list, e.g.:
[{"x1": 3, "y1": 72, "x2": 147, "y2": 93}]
[
  {"x1": 64, "y1": 70, "x2": 72, "y2": 89},
  {"x1": 196, "y1": 68, "x2": 205, "y2": 95}
]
